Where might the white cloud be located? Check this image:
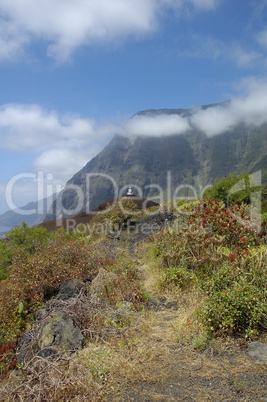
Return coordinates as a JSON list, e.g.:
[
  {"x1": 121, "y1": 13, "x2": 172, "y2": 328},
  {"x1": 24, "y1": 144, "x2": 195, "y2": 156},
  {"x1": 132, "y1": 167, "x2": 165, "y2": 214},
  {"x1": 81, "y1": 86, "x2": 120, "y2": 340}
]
[
  {"x1": 0, "y1": 0, "x2": 157, "y2": 61},
  {"x1": 0, "y1": 19, "x2": 29, "y2": 61},
  {"x1": 0, "y1": 104, "x2": 111, "y2": 152},
  {"x1": 0, "y1": 0, "x2": 219, "y2": 62},
  {"x1": 185, "y1": 36, "x2": 262, "y2": 68},
  {"x1": 160, "y1": 0, "x2": 218, "y2": 9},
  {"x1": 0, "y1": 103, "x2": 117, "y2": 190},
  {"x1": 187, "y1": 0, "x2": 218, "y2": 9},
  {"x1": 191, "y1": 80, "x2": 267, "y2": 135},
  {"x1": 0, "y1": 103, "x2": 121, "y2": 213},
  {"x1": 1, "y1": 79, "x2": 267, "y2": 177},
  {"x1": 33, "y1": 149, "x2": 87, "y2": 178},
  {"x1": 257, "y1": 29, "x2": 267, "y2": 48},
  {"x1": 191, "y1": 104, "x2": 235, "y2": 135},
  {"x1": 230, "y1": 45, "x2": 261, "y2": 68},
  {"x1": 124, "y1": 113, "x2": 190, "y2": 137}
]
